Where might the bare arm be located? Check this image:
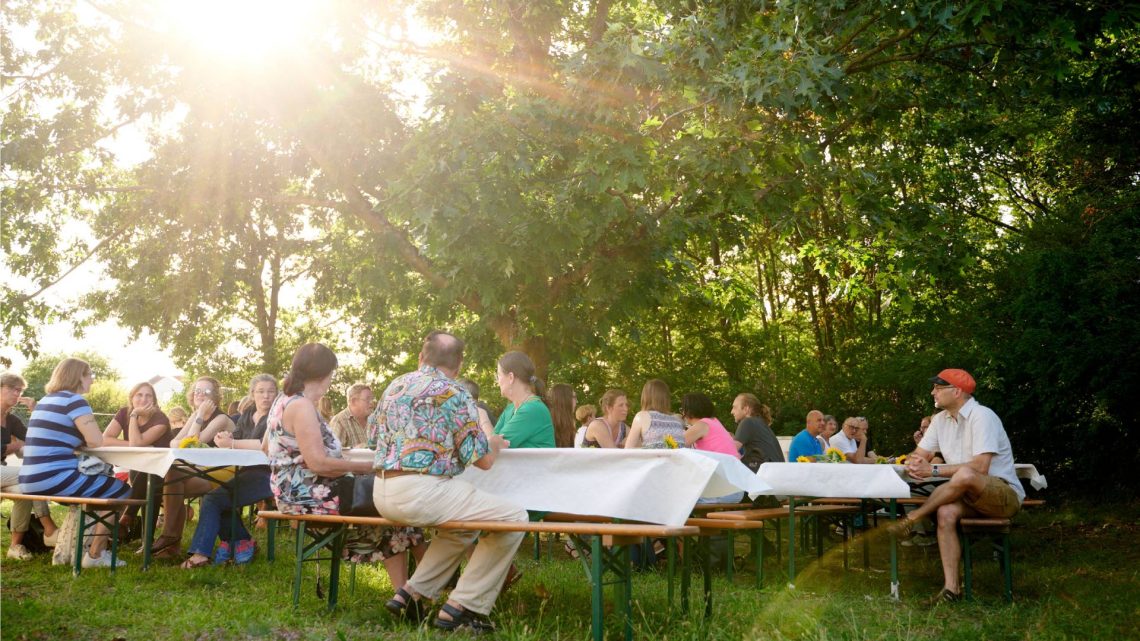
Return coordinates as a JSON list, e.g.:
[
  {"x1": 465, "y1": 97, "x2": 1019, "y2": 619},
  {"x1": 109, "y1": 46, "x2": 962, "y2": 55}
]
[
  {"x1": 684, "y1": 420, "x2": 710, "y2": 447},
  {"x1": 585, "y1": 418, "x2": 615, "y2": 448},
  {"x1": 290, "y1": 399, "x2": 371, "y2": 476},
  {"x1": 623, "y1": 412, "x2": 649, "y2": 449},
  {"x1": 76, "y1": 414, "x2": 104, "y2": 448},
  {"x1": 477, "y1": 407, "x2": 495, "y2": 438},
  {"x1": 102, "y1": 418, "x2": 124, "y2": 440},
  {"x1": 198, "y1": 414, "x2": 234, "y2": 445},
  {"x1": 472, "y1": 434, "x2": 508, "y2": 470}
]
